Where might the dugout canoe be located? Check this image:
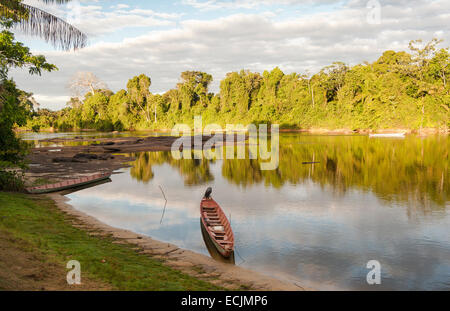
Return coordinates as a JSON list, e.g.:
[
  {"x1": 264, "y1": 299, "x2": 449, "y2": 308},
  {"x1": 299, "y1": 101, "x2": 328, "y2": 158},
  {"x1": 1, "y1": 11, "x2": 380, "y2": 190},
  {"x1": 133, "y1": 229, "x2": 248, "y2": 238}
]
[
  {"x1": 200, "y1": 197, "x2": 234, "y2": 258},
  {"x1": 26, "y1": 172, "x2": 112, "y2": 194},
  {"x1": 369, "y1": 133, "x2": 406, "y2": 138}
]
